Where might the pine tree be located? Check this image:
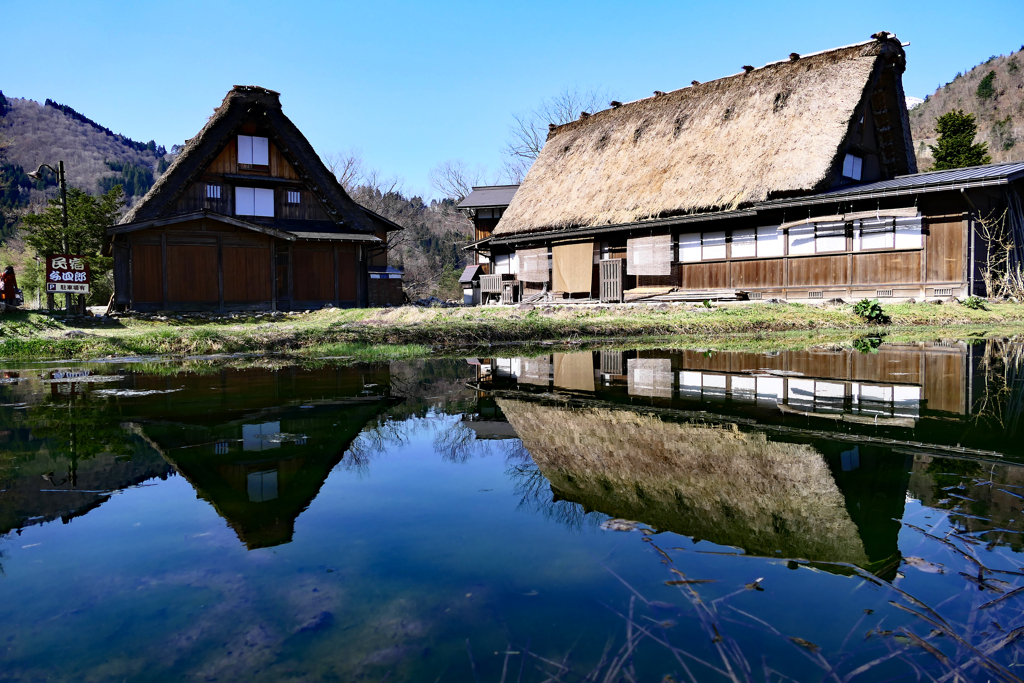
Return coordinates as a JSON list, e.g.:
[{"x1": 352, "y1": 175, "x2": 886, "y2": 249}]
[
  {"x1": 929, "y1": 110, "x2": 992, "y2": 170},
  {"x1": 20, "y1": 186, "x2": 124, "y2": 302}
]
